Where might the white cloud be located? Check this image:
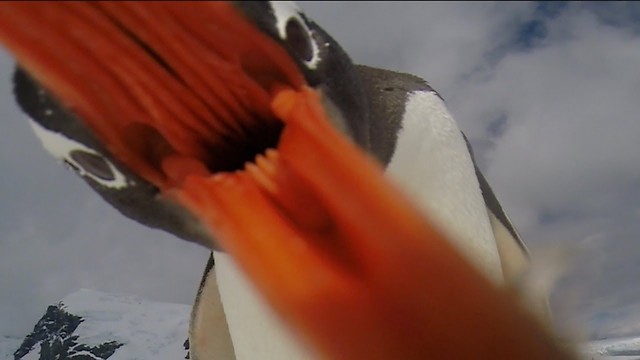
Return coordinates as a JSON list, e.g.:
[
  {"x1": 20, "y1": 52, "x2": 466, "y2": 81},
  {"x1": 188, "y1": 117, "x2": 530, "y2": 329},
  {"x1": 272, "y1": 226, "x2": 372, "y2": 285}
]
[{"x1": 453, "y1": 9, "x2": 640, "y2": 224}]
